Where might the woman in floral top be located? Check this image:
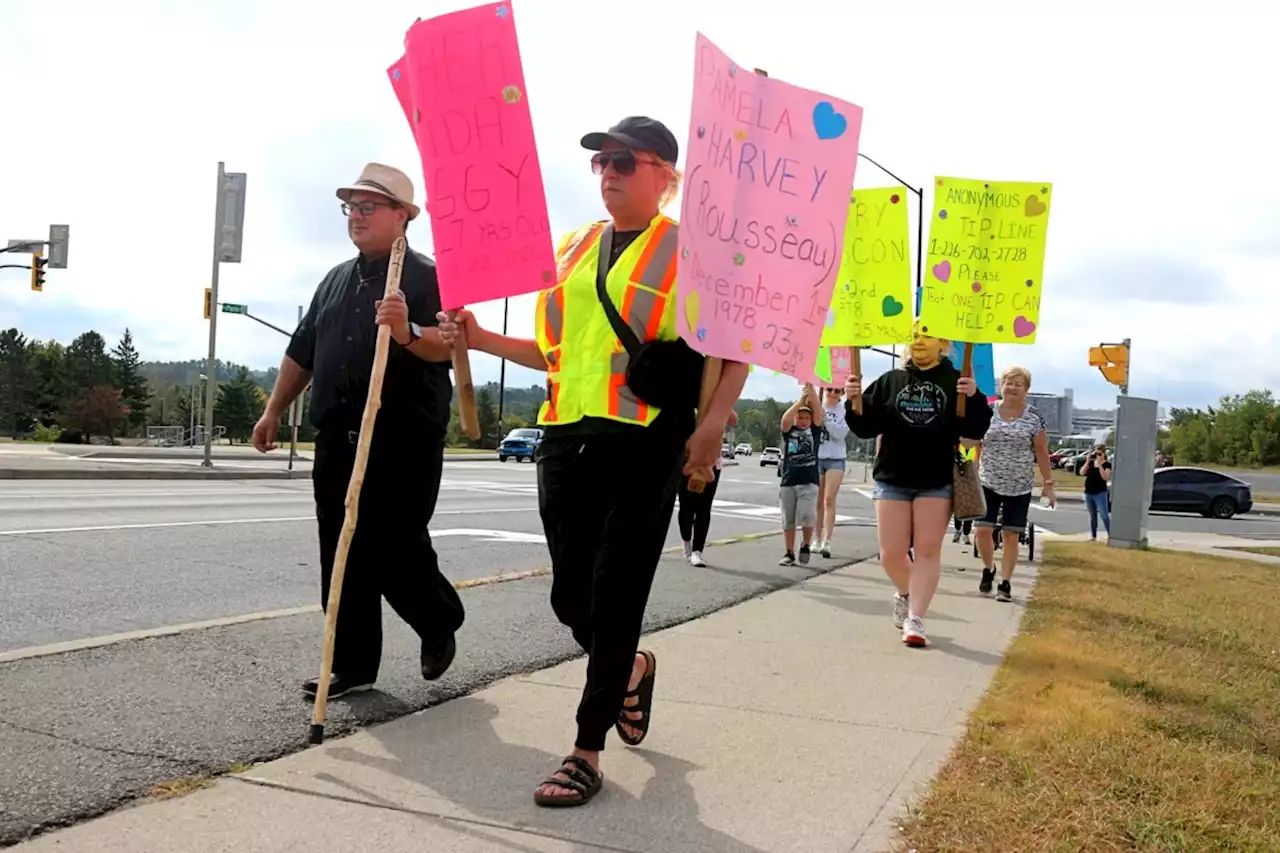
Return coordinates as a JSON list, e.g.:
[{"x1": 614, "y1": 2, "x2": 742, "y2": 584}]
[{"x1": 975, "y1": 366, "x2": 1056, "y2": 601}]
